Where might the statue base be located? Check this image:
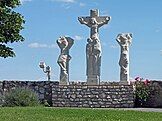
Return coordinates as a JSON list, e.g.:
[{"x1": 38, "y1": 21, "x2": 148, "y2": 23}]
[
  {"x1": 59, "y1": 74, "x2": 68, "y2": 85},
  {"x1": 59, "y1": 81, "x2": 68, "y2": 85},
  {"x1": 119, "y1": 81, "x2": 129, "y2": 85},
  {"x1": 87, "y1": 75, "x2": 99, "y2": 85}
]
